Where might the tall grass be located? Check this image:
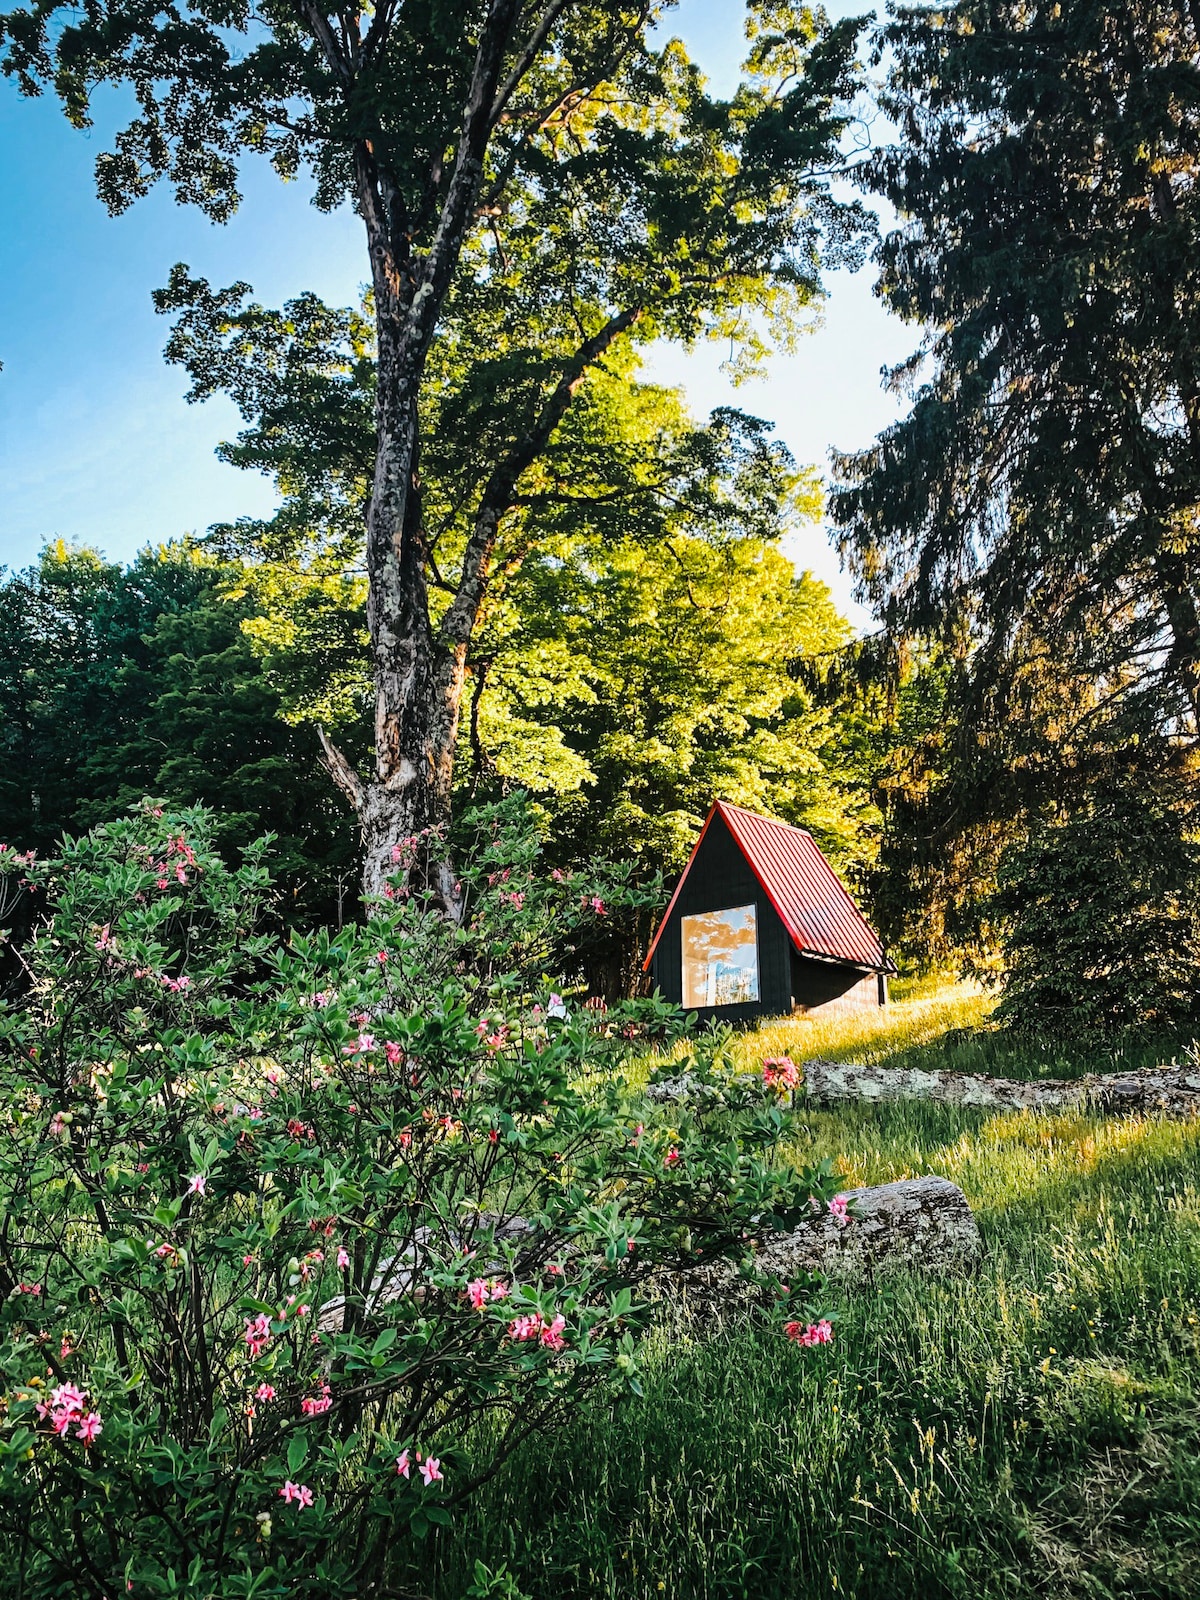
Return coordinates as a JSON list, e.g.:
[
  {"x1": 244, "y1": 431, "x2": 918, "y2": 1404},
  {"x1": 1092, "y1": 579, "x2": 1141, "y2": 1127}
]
[{"x1": 410, "y1": 989, "x2": 1200, "y2": 1600}]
